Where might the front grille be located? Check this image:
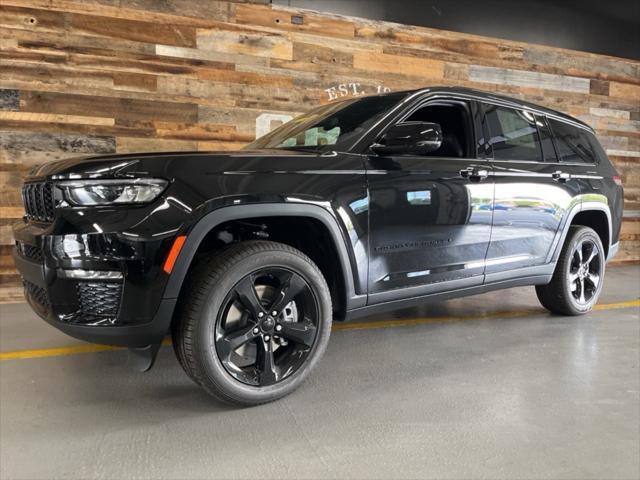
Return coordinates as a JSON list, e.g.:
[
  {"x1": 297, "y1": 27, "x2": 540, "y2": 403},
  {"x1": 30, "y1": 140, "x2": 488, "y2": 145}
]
[
  {"x1": 76, "y1": 282, "x2": 122, "y2": 317},
  {"x1": 22, "y1": 182, "x2": 55, "y2": 222},
  {"x1": 16, "y1": 242, "x2": 43, "y2": 262},
  {"x1": 23, "y1": 280, "x2": 50, "y2": 308}
]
